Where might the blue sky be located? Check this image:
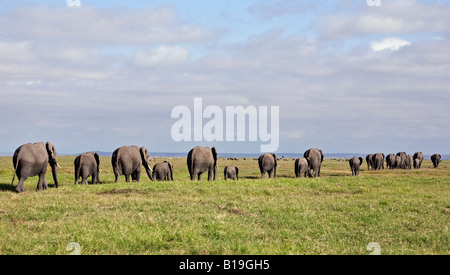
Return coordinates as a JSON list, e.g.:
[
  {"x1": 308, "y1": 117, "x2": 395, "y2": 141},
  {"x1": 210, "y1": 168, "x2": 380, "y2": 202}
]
[{"x1": 1, "y1": 0, "x2": 449, "y2": 155}]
